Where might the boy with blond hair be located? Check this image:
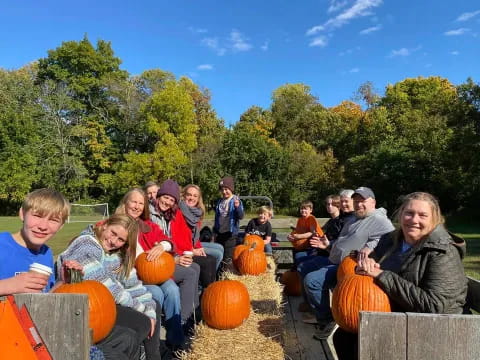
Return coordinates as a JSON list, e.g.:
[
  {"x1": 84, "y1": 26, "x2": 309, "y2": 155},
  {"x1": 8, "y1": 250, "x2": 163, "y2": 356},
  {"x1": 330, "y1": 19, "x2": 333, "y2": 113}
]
[{"x1": 245, "y1": 206, "x2": 274, "y2": 254}]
